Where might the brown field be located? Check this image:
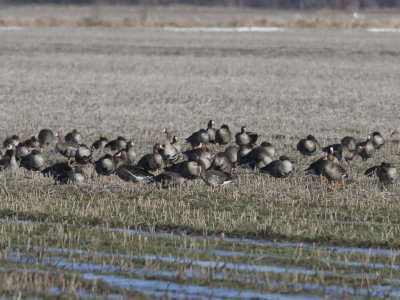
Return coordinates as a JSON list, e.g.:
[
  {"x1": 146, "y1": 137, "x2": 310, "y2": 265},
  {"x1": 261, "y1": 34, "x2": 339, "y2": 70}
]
[{"x1": 1, "y1": 17, "x2": 400, "y2": 299}]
